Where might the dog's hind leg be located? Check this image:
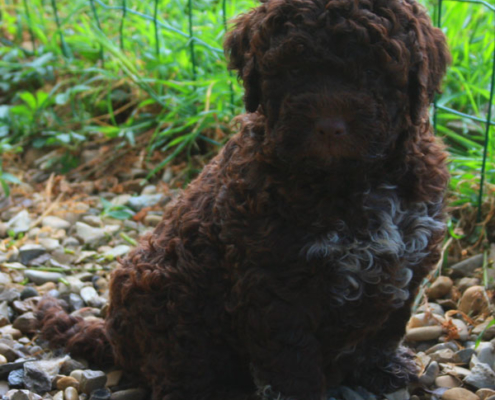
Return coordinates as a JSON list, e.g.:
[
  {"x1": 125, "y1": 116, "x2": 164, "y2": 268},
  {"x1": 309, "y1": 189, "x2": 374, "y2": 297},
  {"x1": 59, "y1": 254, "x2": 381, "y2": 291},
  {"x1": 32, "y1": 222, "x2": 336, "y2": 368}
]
[{"x1": 107, "y1": 262, "x2": 258, "y2": 400}]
